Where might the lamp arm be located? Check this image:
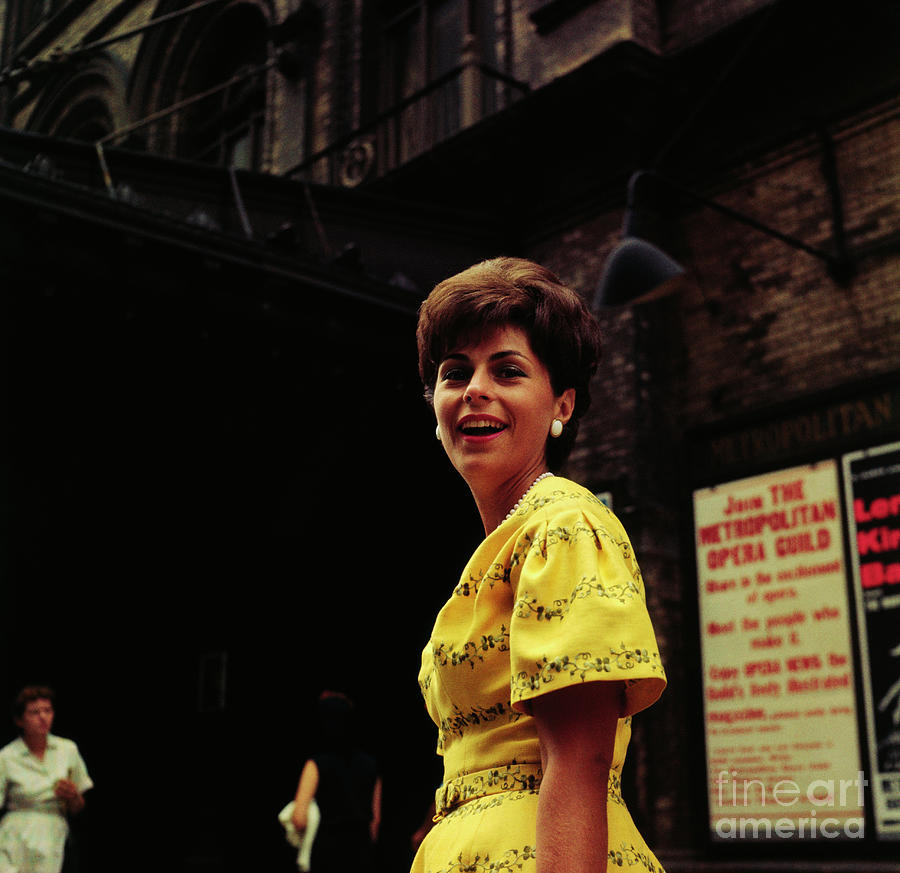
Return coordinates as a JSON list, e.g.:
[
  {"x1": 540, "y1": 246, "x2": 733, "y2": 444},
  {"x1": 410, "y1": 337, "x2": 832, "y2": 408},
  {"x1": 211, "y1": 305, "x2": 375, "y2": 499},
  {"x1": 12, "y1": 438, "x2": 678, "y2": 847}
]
[
  {"x1": 628, "y1": 169, "x2": 854, "y2": 282},
  {"x1": 637, "y1": 169, "x2": 837, "y2": 263}
]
